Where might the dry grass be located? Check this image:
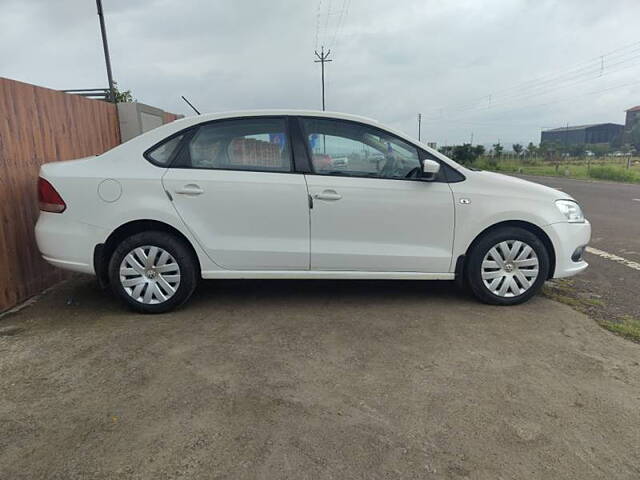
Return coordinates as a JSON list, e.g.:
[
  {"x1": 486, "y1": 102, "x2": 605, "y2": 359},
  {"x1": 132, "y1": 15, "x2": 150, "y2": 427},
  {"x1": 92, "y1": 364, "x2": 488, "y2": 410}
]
[{"x1": 543, "y1": 279, "x2": 640, "y2": 343}]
